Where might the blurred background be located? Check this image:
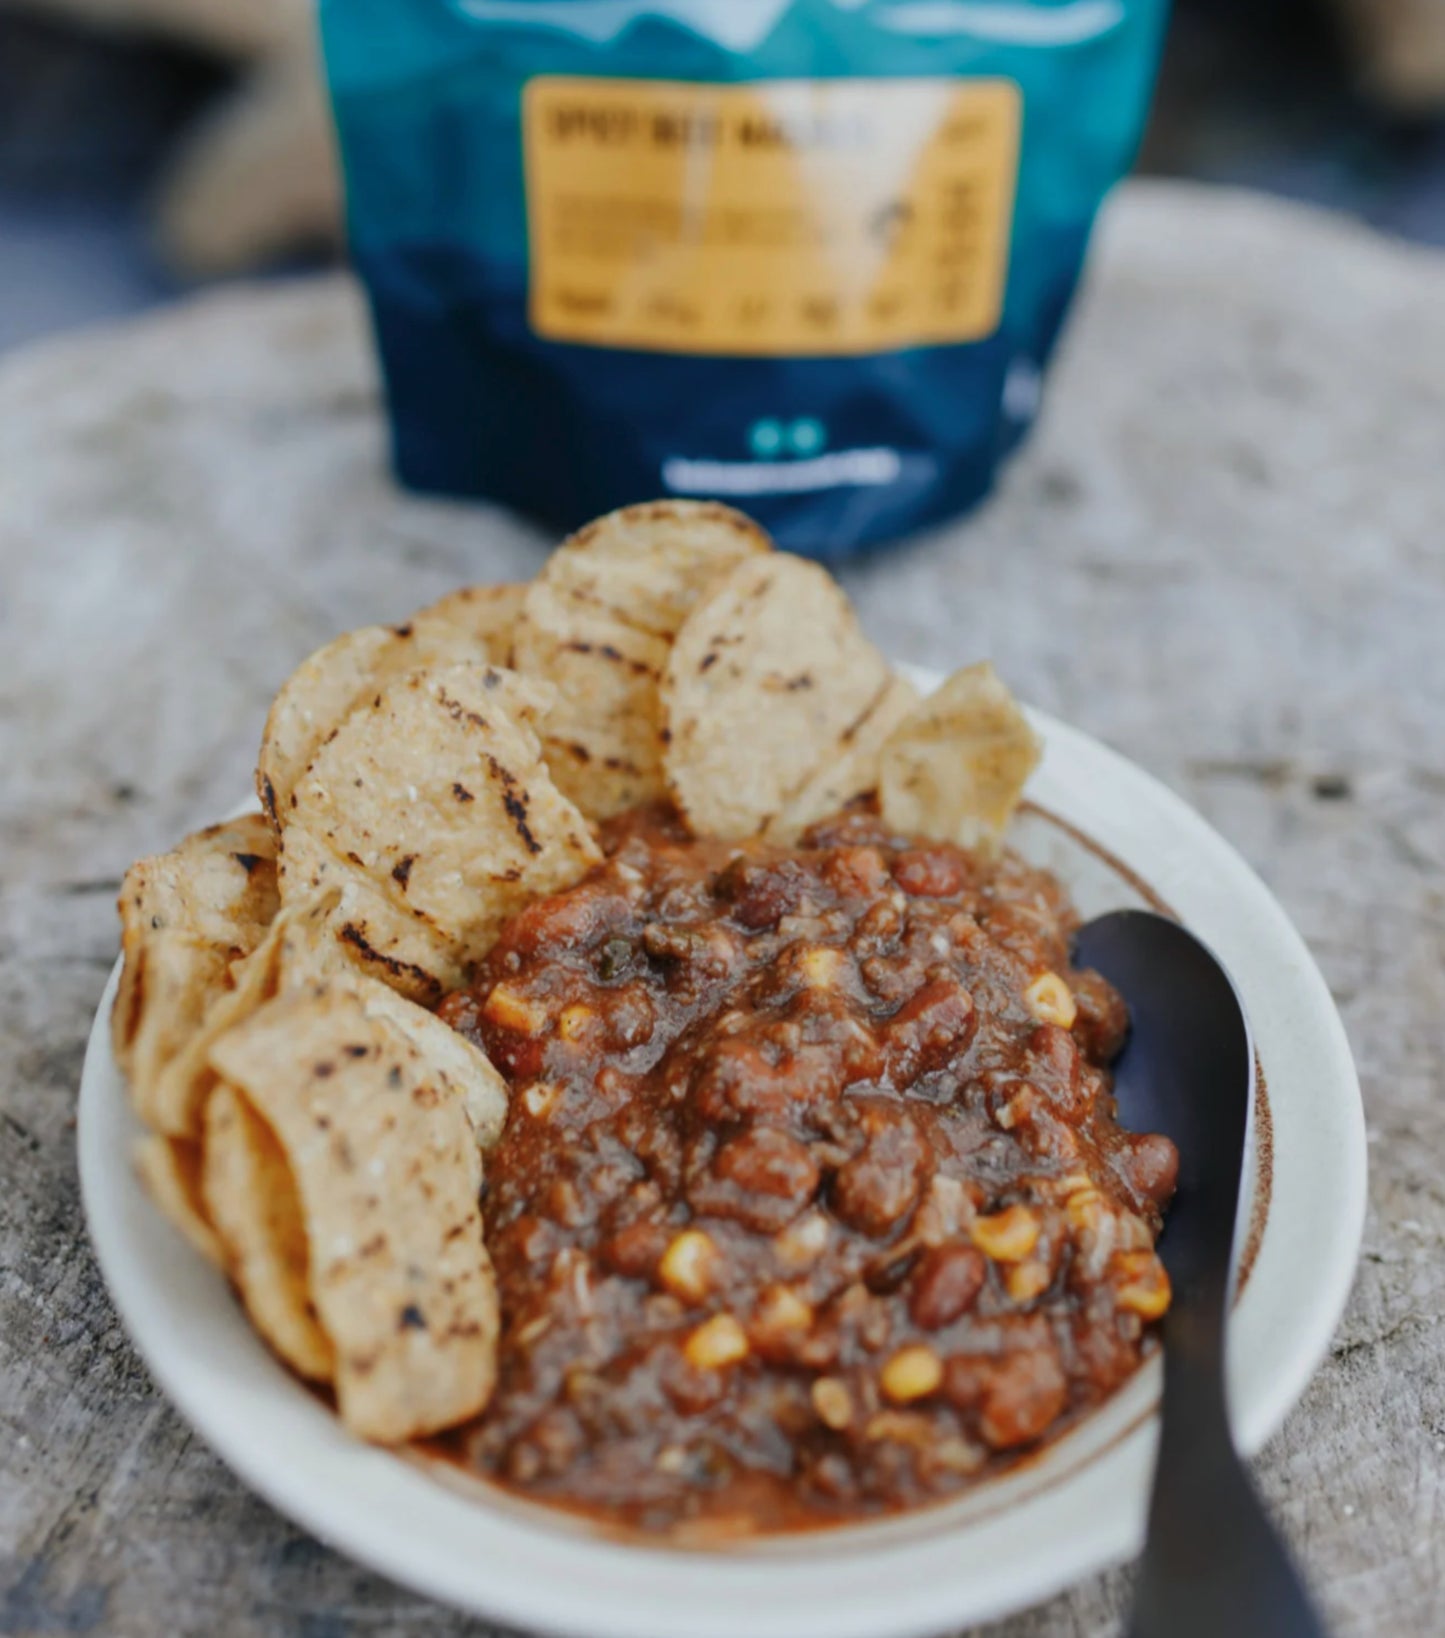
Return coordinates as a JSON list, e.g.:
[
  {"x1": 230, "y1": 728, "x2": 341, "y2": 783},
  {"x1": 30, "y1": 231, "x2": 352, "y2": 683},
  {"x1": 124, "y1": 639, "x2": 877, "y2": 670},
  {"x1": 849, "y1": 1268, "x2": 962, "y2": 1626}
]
[{"x1": 2, "y1": 0, "x2": 1444, "y2": 357}]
